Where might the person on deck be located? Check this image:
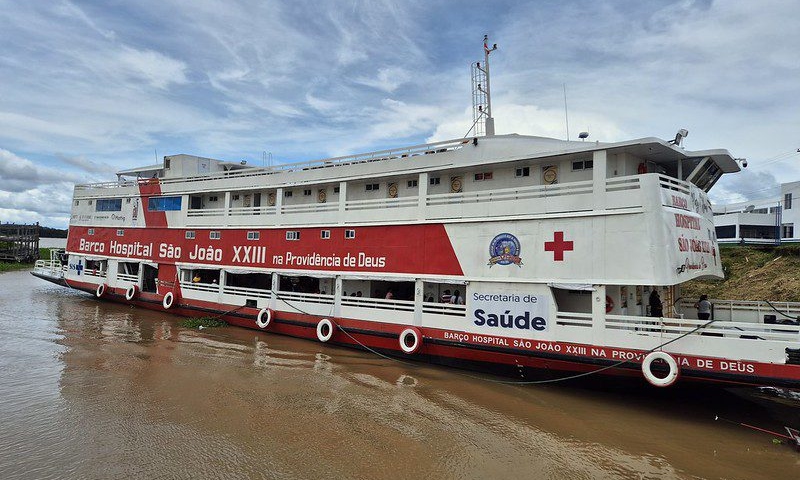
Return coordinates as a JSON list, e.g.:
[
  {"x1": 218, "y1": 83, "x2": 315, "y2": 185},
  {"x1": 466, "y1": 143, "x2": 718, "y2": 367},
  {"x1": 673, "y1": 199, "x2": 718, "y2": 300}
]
[
  {"x1": 649, "y1": 290, "x2": 663, "y2": 317},
  {"x1": 450, "y1": 290, "x2": 464, "y2": 305},
  {"x1": 695, "y1": 294, "x2": 712, "y2": 320}
]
